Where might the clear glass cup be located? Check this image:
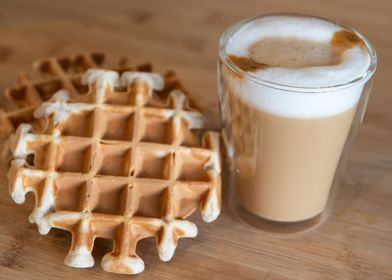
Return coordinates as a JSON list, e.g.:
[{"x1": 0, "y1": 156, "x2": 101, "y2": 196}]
[{"x1": 218, "y1": 14, "x2": 377, "y2": 234}]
